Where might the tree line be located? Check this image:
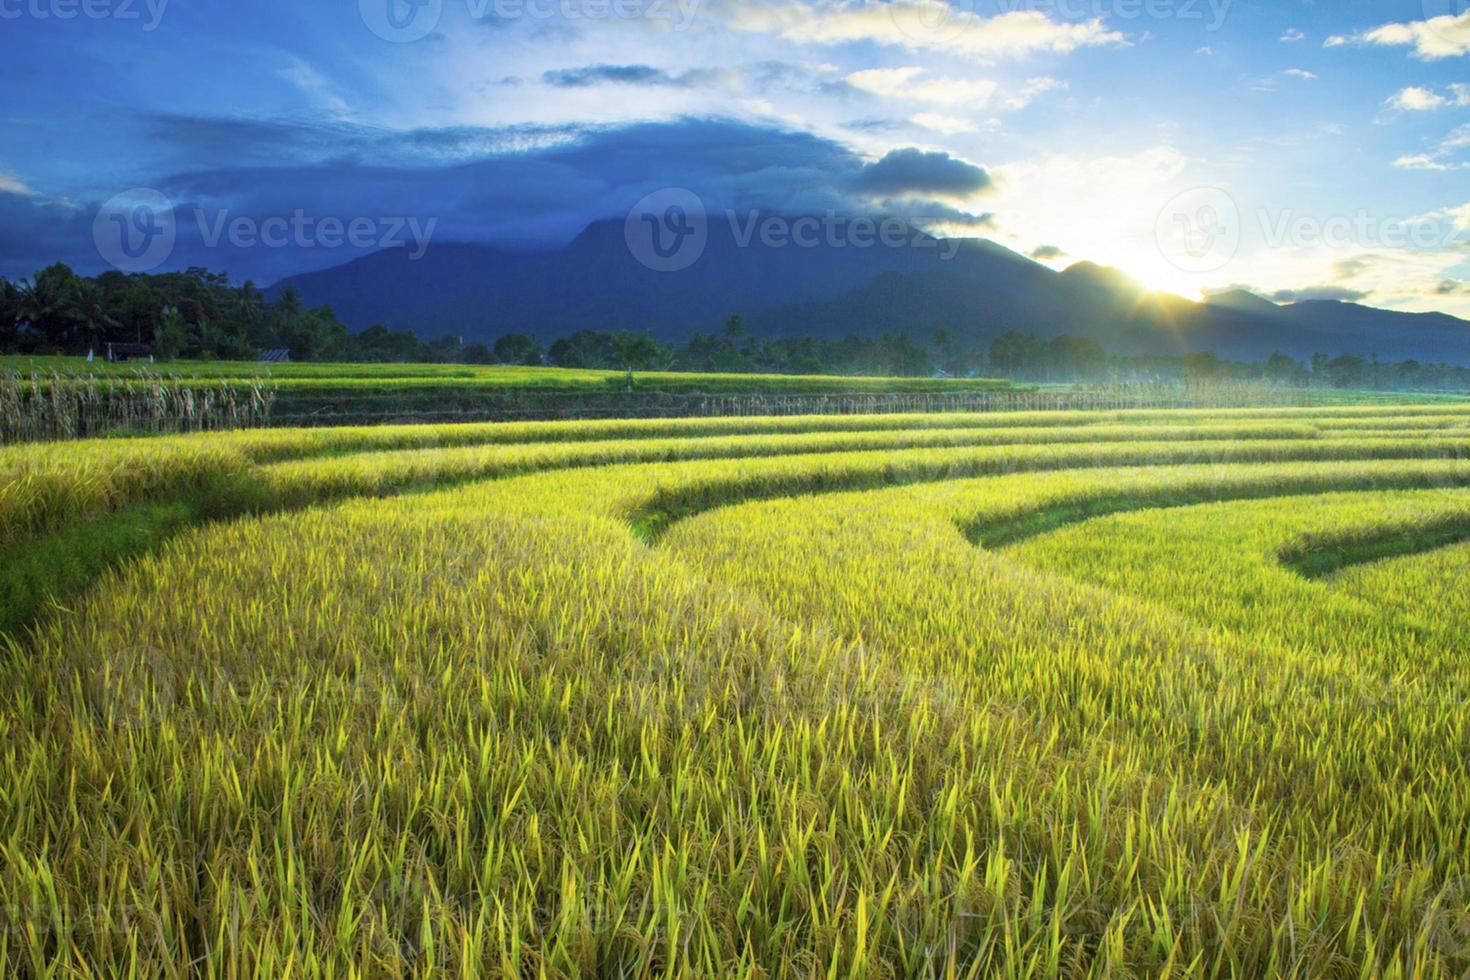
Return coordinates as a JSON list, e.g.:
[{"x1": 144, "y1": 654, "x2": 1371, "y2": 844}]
[{"x1": 4, "y1": 263, "x2": 1469, "y2": 391}]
